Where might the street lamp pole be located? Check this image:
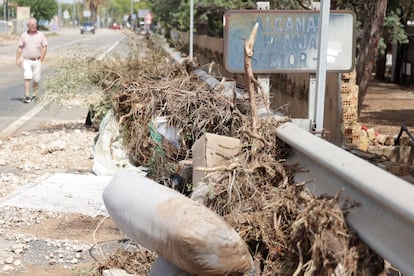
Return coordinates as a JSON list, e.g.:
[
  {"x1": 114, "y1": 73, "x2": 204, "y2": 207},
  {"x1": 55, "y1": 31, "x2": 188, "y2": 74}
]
[
  {"x1": 3, "y1": 0, "x2": 6, "y2": 21},
  {"x1": 189, "y1": 0, "x2": 193, "y2": 60},
  {"x1": 4, "y1": 0, "x2": 8, "y2": 21}
]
